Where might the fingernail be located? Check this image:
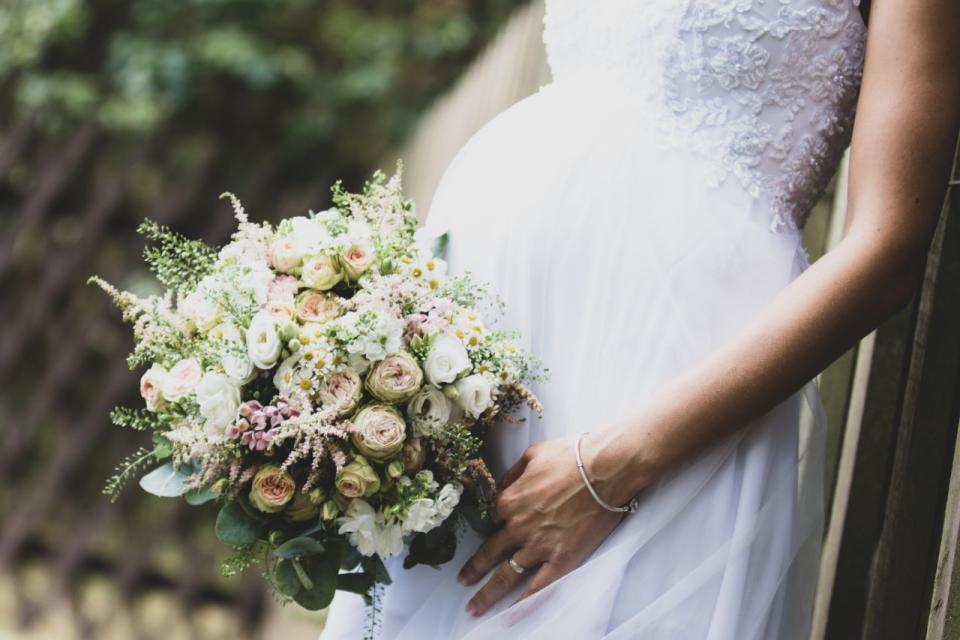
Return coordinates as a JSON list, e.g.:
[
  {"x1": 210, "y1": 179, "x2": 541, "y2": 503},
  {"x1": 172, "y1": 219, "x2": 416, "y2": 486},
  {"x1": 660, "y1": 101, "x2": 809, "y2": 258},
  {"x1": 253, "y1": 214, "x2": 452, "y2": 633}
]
[
  {"x1": 457, "y1": 573, "x2": 467, "y2": 585},
  {"x1": 466, "y1": 602, "x2": 477, "y2": 616}
]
